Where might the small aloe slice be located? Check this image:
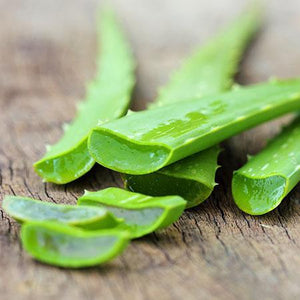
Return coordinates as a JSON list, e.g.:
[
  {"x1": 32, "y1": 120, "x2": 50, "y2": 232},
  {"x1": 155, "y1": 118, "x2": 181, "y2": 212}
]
[
  {"x1": 21, "y1": 222, "x2": 130, "y2": 268},
  {"x1": 3, "y1": 195, "x2": 121, "y2": 230},
  {"x1": 89, "y1": 79, "x2": 300, "y2": 175},
  {"x1": 34, "y1": 9, "x2": 135, "y2": 184},
  {"x1": 232, "y1": 117, "x2": 300, "y2": 215},
  {"x1": 77, "y1": 187, "x2": 186, "y2": 238},
  {"x1": 124, "y1": 7, "x2": 260, "y2": 207}
]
